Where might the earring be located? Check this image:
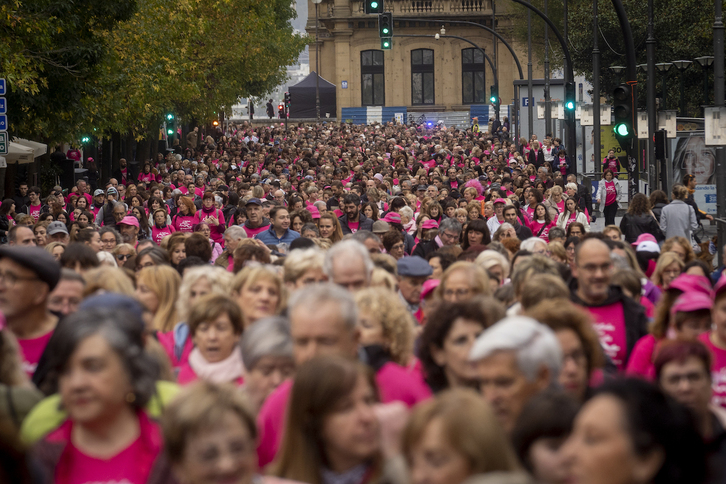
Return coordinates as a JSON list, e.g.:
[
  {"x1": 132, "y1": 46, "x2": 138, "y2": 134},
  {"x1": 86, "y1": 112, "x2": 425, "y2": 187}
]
[{"x1": 126, "y1": 392, "x2": 136, "y2": 404}]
